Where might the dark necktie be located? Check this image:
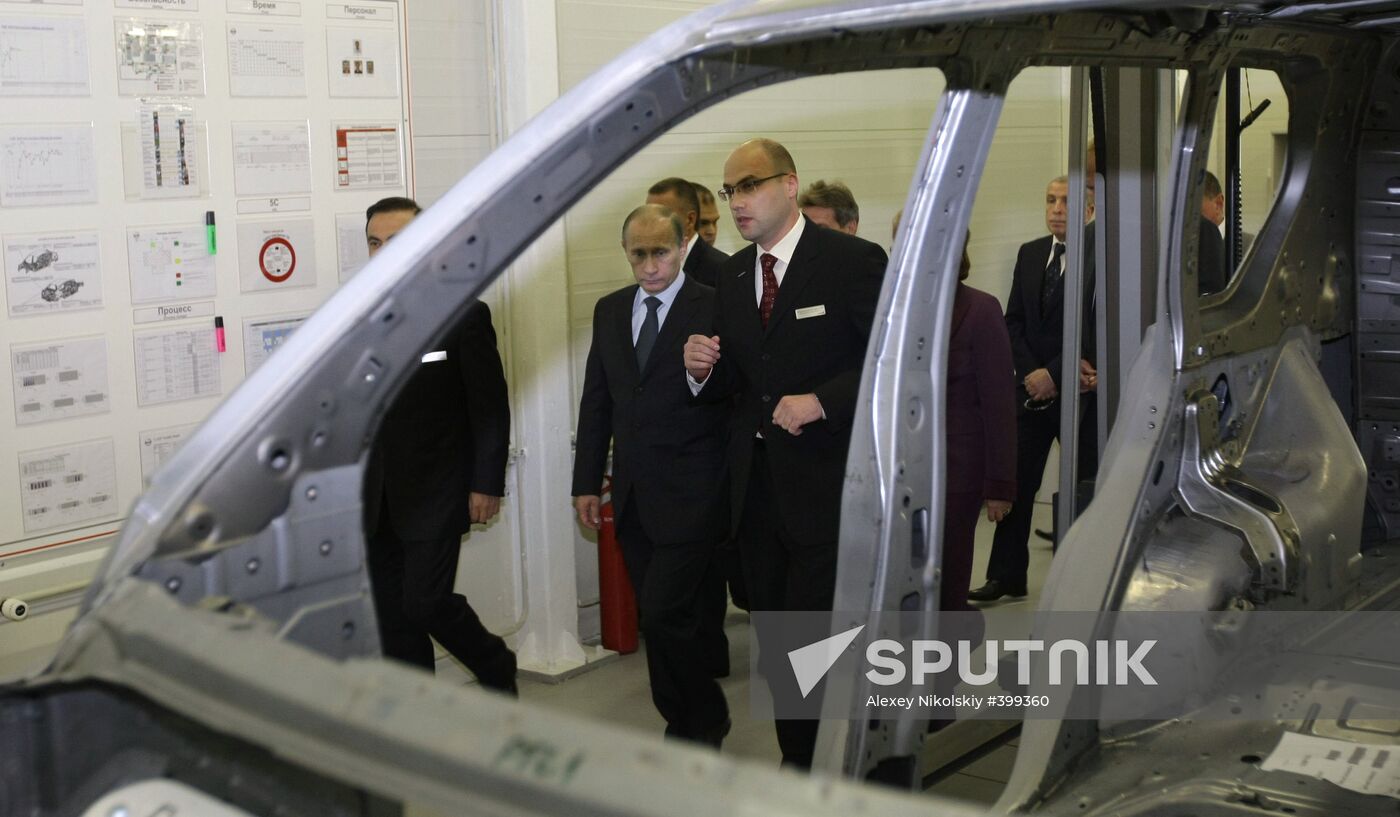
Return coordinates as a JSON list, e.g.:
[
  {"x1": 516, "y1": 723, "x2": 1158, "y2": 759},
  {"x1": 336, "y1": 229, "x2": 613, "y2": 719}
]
[
  {"x1": 759, "y1": 253, "x2": 779, "y2": 328},
  {"x1": 635, "y1": 295, "x2": 661, "y2": 370},
  {"x1": 1041, "y1": 242, "x2": 1065, "y2": 318}
]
